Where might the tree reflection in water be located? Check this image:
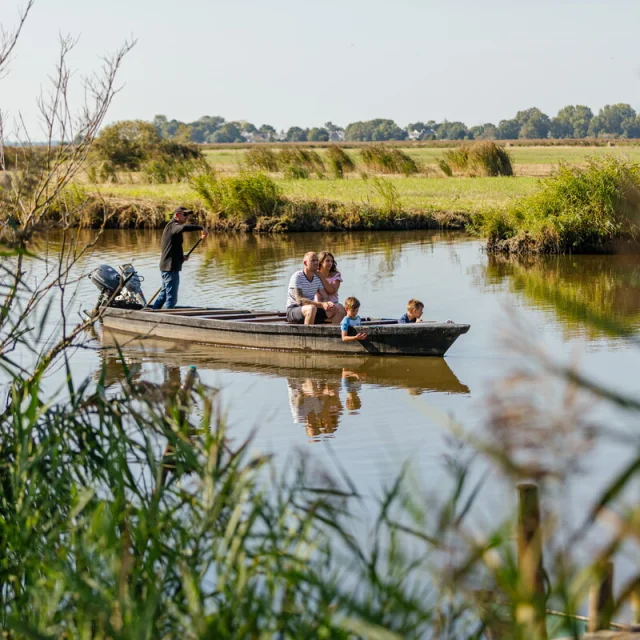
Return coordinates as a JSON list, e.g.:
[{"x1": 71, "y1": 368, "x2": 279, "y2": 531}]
[{"x1": 479, "y1": 253, "x2": 640, "y2": 339}]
